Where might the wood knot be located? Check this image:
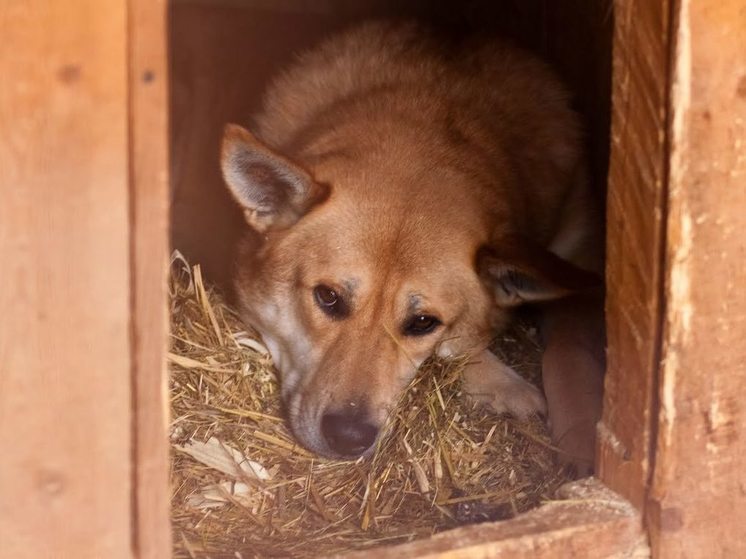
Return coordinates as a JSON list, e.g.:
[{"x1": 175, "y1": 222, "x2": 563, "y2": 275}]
[
  {"x1": 36, "y1": 468, "x2": 66, "y2": 498},
  {"x1": 57, "y1": 64, "x2": 81, "y2": 84},
  {"x1": 737, "y1": 75, "x2": 746, "y2": 98}
]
